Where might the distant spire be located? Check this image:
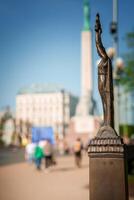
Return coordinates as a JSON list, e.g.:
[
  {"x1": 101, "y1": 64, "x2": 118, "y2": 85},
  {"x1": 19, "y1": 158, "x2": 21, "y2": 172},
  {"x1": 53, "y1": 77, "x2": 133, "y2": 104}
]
[{"x1": 83, "y1": 0, "x2": 90, "y2": 31}]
